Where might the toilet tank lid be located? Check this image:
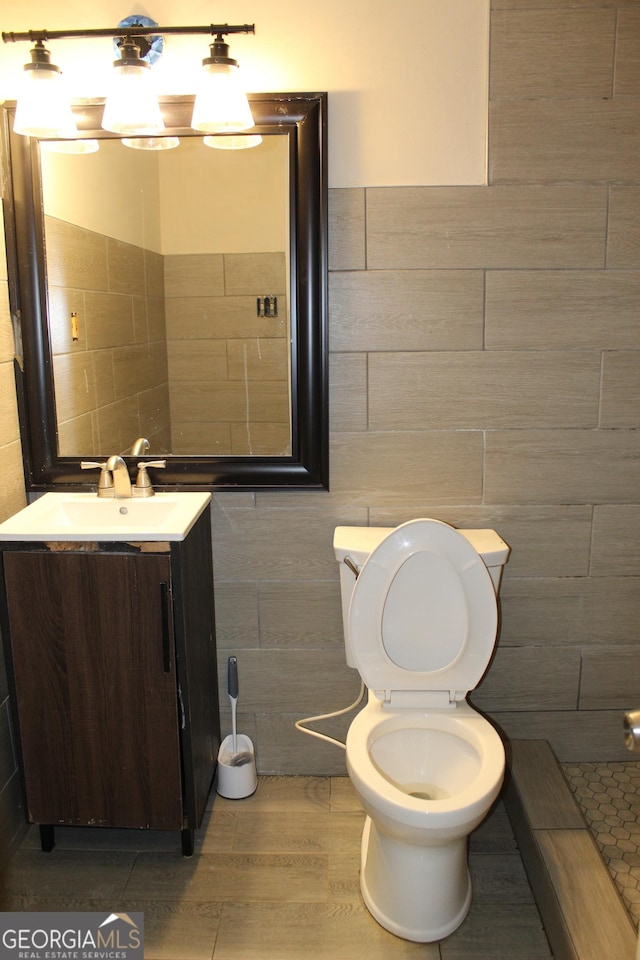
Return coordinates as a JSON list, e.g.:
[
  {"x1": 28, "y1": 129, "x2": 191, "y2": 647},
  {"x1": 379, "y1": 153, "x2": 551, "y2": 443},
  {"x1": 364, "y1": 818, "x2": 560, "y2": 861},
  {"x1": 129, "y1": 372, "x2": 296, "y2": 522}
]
[
  {"x1": 333, "y1": 524, "x2": 510, "y2": 567},
  {"x1": 333, "y1": 525, "x2": 392, "y2": 563},
  {"x1": 461, "y1": 528, "x2": 510, "y2": 567}
]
